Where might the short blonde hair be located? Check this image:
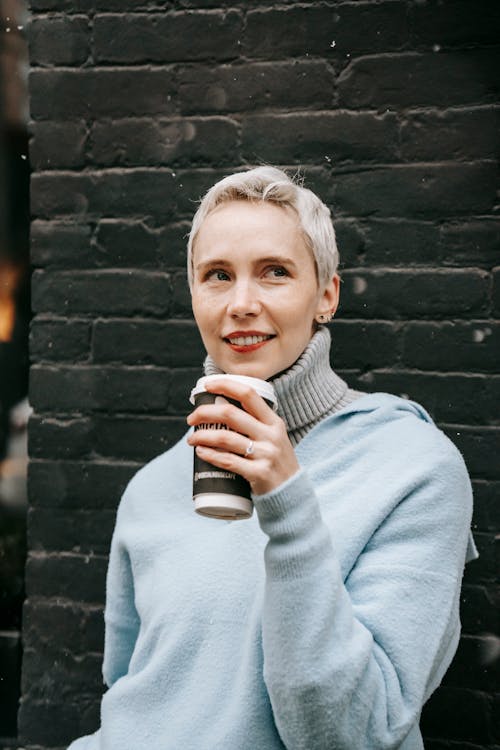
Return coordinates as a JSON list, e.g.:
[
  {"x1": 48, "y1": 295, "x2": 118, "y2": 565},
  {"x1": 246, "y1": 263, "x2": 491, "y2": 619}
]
[{"x1": 187, "y1": 166, "x2": 339, "y2": 290}]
